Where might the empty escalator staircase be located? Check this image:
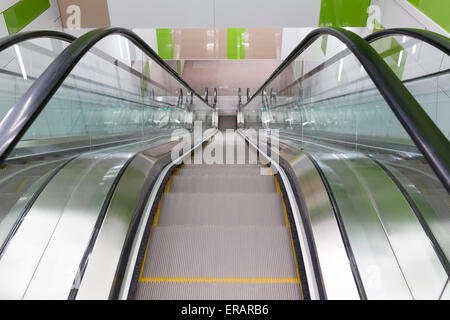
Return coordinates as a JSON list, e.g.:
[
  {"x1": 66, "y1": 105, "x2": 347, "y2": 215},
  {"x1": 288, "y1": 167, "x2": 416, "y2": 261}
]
[{"x1": 134, "y1": 134, "x2": 302, "y2": 299}]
